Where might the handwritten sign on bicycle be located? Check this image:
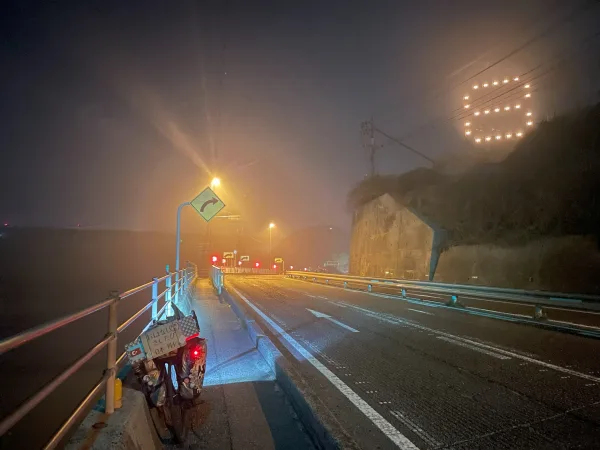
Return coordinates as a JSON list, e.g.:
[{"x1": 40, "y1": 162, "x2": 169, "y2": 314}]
[{"x1": 140, "y1": 321, "x2": 186, "y2": 359}]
